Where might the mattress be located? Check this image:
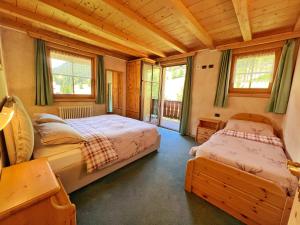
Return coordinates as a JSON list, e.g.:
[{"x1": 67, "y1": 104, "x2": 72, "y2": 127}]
[
  {"x1": 190, "y1": 131, "x2": 298, "y2": 196},
  {"x1": 34, "y1": 133, "x2": 84, "y2": 171},
  {"x1": 34, "y1": 115, "x2": 160, "y2": 173}
]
